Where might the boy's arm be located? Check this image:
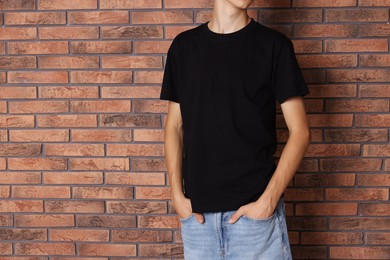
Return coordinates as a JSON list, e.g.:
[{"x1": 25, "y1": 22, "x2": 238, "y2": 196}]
[{"x1": 260, "y1": 96, "x2": 311, "y2": 208}]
